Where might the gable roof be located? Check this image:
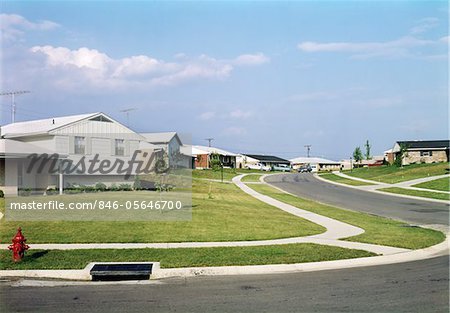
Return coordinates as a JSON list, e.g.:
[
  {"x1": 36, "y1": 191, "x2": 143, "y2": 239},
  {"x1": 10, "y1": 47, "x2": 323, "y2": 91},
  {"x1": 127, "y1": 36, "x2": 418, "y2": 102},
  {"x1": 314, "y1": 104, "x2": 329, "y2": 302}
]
[
  {"x1": 396, "y1": 140, "x2": 450, "y2": 150},
  {"x1": 0, "y1": 112, "x2": 137, "y2": 139},
  {"x1": 242, "y1": 154, "x2": 290, "y2": 163},
  {"x1": 140, "y1": 132, "x2": 181, "y2": 145},
  {"x1": 290, "y1": 157, "x2": 340, "y2": 165},
  {"x1": 1, "y1": 113, "x2": 99, "y2": 138},
  {"x1": 193, "y1": 145, "x2": 237, "y2": 156}
]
